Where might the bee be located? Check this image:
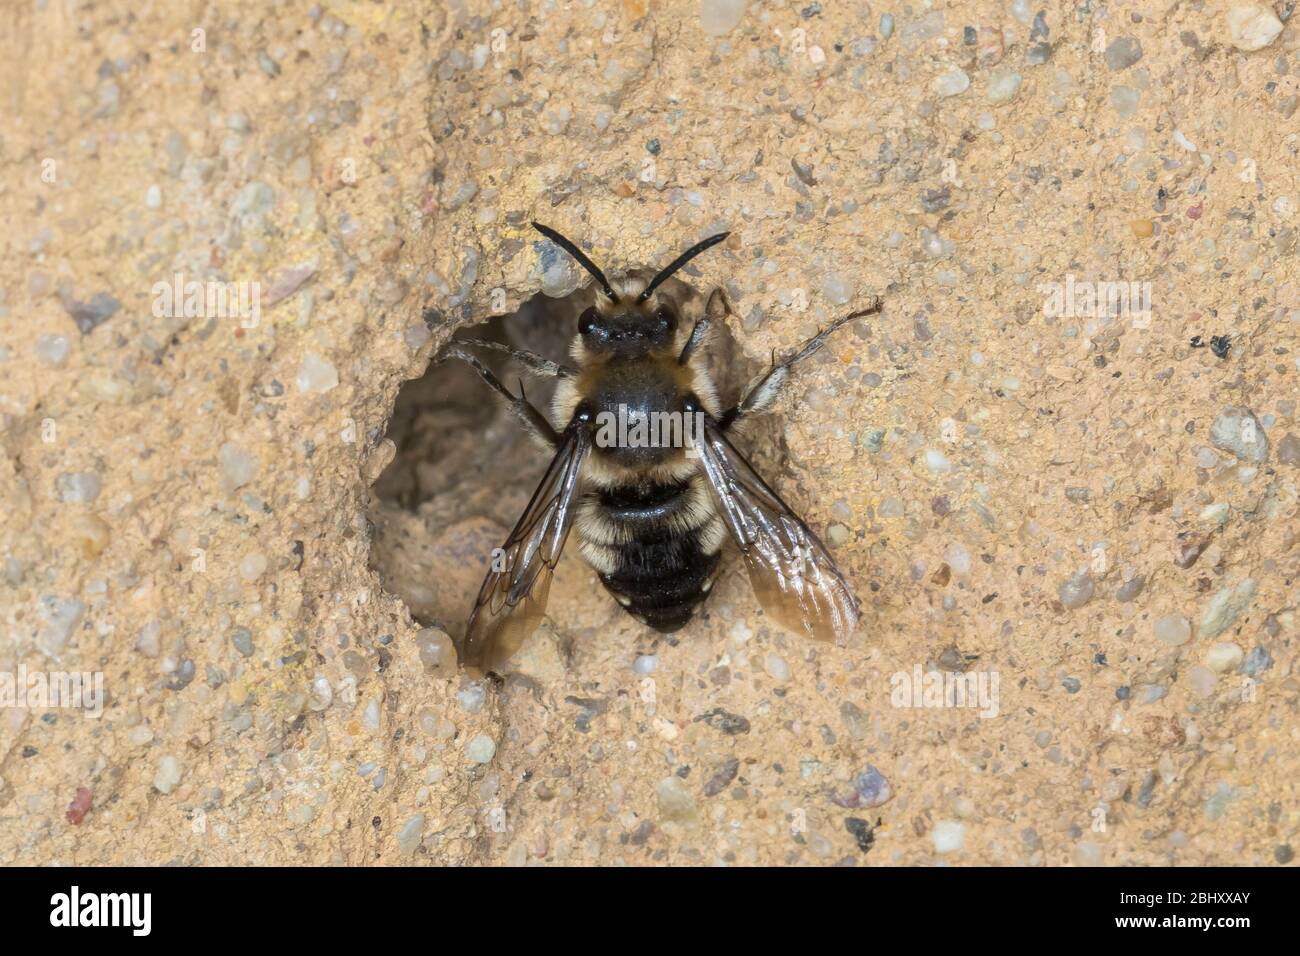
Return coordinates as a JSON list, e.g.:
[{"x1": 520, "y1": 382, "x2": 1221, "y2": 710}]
[{"x1": 441, "y1": 222, "x2": 880, "y2": 672}]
